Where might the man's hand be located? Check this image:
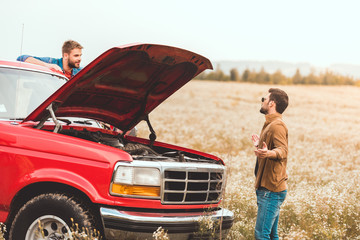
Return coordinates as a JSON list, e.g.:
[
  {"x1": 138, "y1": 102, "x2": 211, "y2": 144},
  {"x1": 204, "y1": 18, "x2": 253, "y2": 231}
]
[
  {"x1": 254, "y1": 142, "x2": 277, "y2": 159},
  {"x1": 251, "y1": 134, "x2": 260, "y2": 147},
  {"x1": 46, "y1": 63, "x2": 62, "y2": 72},
  {"x1": 25, "y1": 57, "x2": 62, "y2": 72},
  {"x1": 254, "y1": 141, "x2": 268, "y2": 158}
]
